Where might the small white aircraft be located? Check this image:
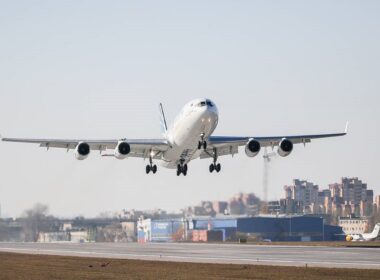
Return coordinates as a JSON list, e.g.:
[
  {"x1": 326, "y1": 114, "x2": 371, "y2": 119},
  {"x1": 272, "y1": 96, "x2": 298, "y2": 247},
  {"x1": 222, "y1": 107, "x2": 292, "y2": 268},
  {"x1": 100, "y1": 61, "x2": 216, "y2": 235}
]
[
  {"x1": 1, "y1": 98, "x2": 347, "y2": 176},
  {"x1": 345, "y1": 223, "x2": 380, "y2": 241}
]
